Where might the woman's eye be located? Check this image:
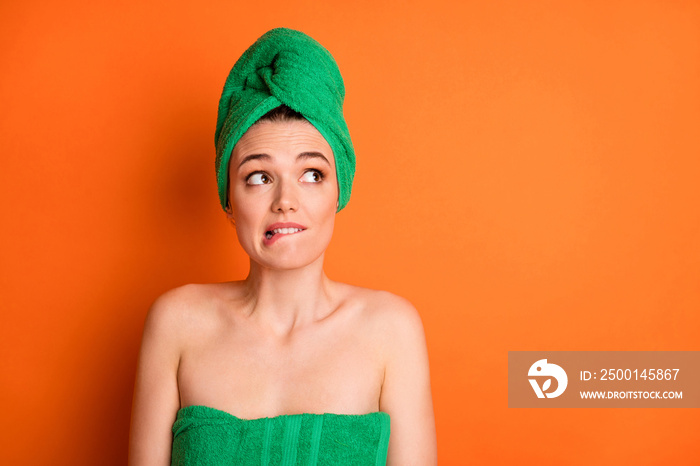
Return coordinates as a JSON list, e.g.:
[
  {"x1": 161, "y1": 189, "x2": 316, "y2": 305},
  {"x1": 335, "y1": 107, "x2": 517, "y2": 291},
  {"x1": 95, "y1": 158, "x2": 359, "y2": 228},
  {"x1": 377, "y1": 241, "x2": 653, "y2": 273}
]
[
  {"x1": 247, "y1": 172, "x2": 270, "y2": 185},
  {"x1": 299, "y1": 170, "x2": 323, "y2": 183}
]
